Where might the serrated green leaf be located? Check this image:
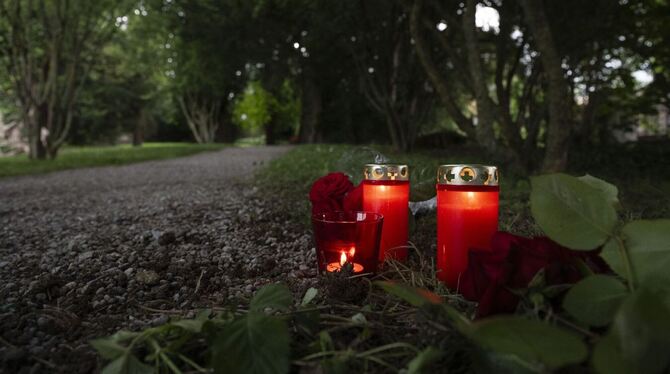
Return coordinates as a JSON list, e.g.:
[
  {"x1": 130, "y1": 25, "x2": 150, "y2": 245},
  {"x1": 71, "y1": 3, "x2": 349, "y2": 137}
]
[
  {"x1": 250, "y1": 283, "x2": 292, "y2": 312},
  {"x1": 563, "y1": 275, "x2": 628, "y2": 327},
  {"x1": 603, "y1": 220, "x2": 670, "y2": 288},
  {"x1": 91, "y1": 338, "x2": 127, "y2": 360},
  {"x1": 470, "y1": 316, "x2": 588, "y2": 371},
  {"x1": 171, "y1": 318, "x2": 206, "y2": 333},
  {"x1": 406, "y1": 347, "x2": 443, "y2": 374},
  {"x1": 601, "y1": 237, "x2": 625, "y2": 278},
  {"x1": 530, "y1": 174, "x2": 618, "y2": 250},
  {"x1": 611, "y1": 288, "x2": 670, "y2": 373},
  {"x1": 109, "y1": 330, "x2": 140, "y2": 342},
  {"x1": 211, "y1": 313, "x2": 290, "y2": 374},
  {"x1": 578, "y1": 174, "x2": 620, "y2": 209},
  {"x1": 301, "y1": 287, "x2": 318, "y2": 306},
  {"x1": 101, "y1": 354, "x2": 153, "y2": 374}
]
